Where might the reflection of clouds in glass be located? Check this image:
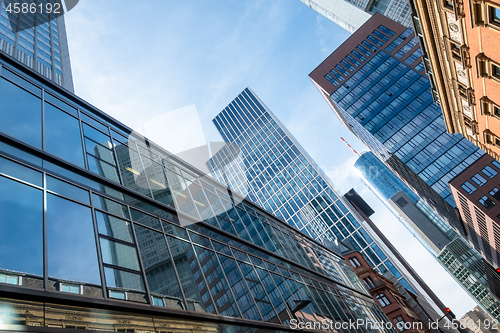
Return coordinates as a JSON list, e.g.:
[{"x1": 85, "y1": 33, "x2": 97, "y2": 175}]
[{"x1": 47, "y1": 194, "x2": 101, "y2": 285}]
